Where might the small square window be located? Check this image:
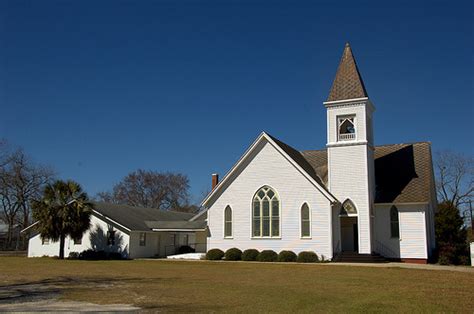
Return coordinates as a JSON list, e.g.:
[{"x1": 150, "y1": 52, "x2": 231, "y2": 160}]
[
  {"x1": 42, "y1": 237, "x2": 49, "y2": 245},
  {"x1": 139, "y1": 232, "x2": 146, "y2": 246},
  {"x1": 74, "y1": 237, "x2": 82, "y2": 245}
]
